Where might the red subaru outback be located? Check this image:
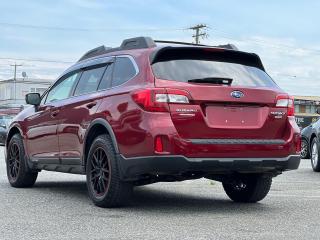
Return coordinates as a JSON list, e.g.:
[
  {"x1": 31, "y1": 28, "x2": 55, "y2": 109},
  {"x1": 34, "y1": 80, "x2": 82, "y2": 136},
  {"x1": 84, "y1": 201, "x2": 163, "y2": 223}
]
[{"x1": 5, "y1": 37, "x2": 301, "y2": 207}]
